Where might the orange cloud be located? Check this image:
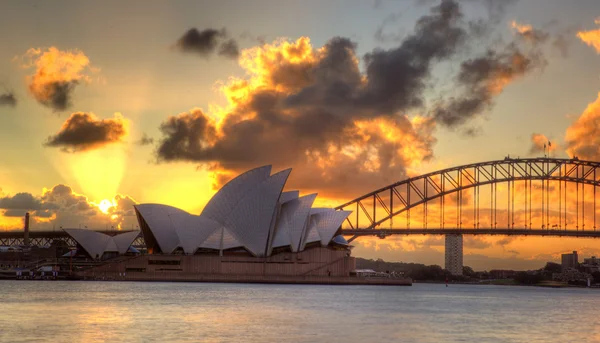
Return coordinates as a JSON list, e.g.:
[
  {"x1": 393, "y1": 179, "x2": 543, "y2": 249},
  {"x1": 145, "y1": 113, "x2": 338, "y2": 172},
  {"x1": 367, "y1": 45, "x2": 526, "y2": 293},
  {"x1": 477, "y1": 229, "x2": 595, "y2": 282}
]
[
  {"x1": 19, "y1": 47, "x2": 97, "y2": 111},
  {"x1": 156, "y1": 36, "x2": 437, "y2": 199},
  {"x1": 529, "y1": 133, "x2": 557, "y2": 155},
  {"x1": 511, "y1": 20, "x2": 533, "y2": 34},
  {"x1": 576, "y1": 18, "x2": 600, "y2": 54},
  {"x1": 510, "y1": 20, "x2": 548, "y2": 44},
  {"x1": 565, "y1": 93, "x2": 600, "y2": 160}
]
